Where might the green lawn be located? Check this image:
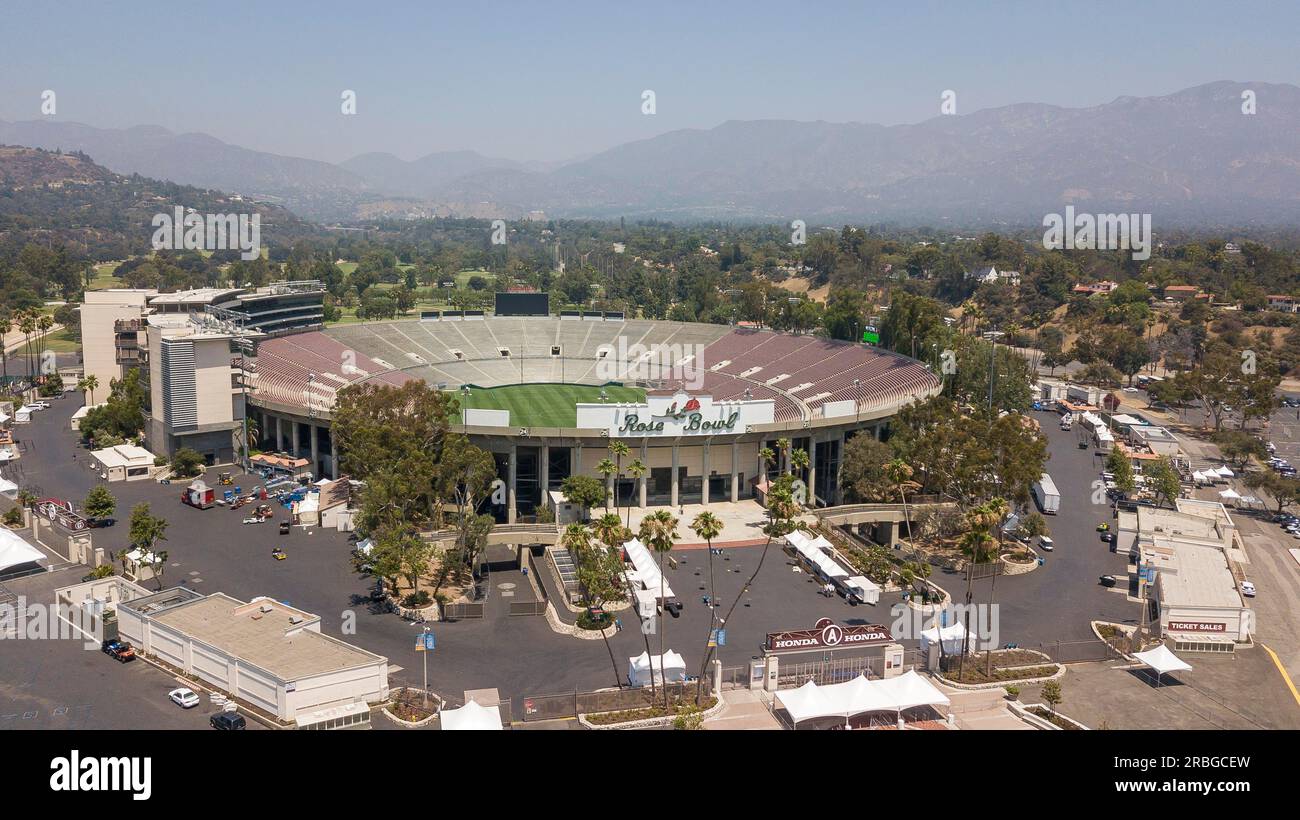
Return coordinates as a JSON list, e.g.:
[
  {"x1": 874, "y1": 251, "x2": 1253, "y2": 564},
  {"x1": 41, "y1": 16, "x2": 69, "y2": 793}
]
[{"x1": 449, "y1": 383, "x2": 644, "y2": 428}]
